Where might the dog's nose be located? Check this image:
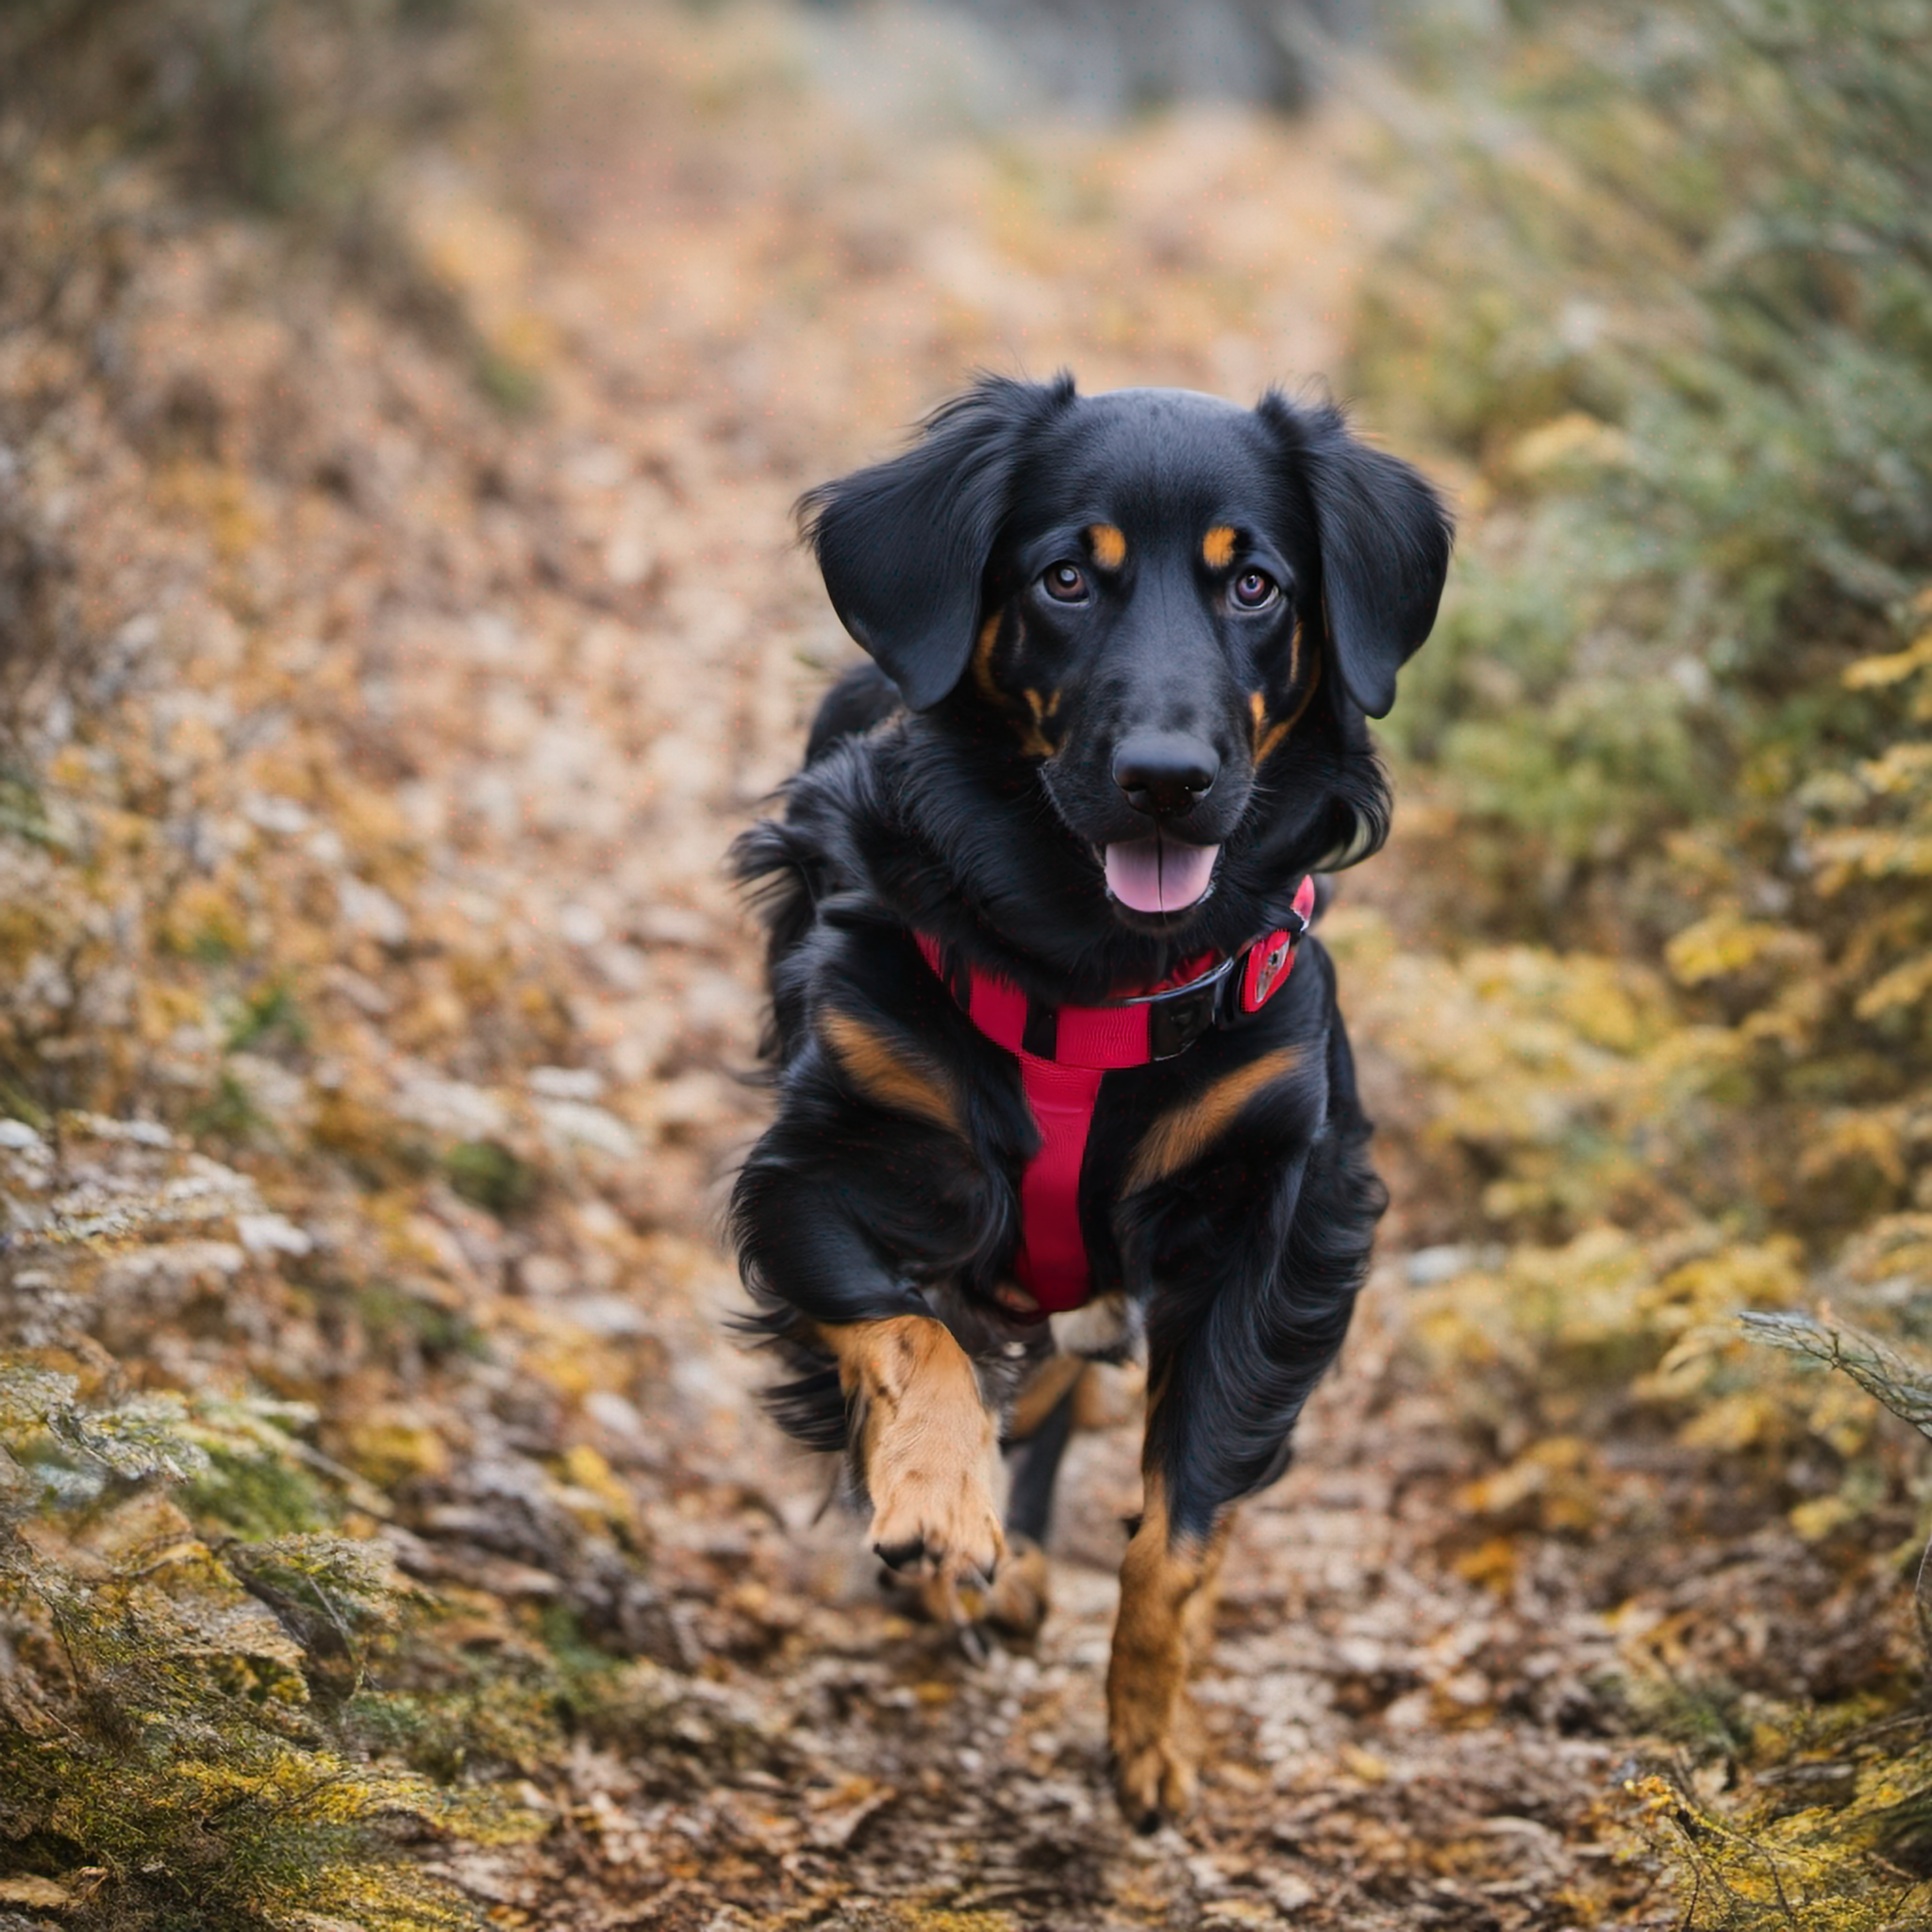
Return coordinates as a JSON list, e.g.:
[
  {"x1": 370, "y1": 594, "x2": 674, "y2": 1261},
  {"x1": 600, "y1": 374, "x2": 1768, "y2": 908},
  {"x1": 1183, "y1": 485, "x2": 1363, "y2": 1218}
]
[{"x1": 1112, "y1": 734, "x2": 1220, "y2": 820}]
